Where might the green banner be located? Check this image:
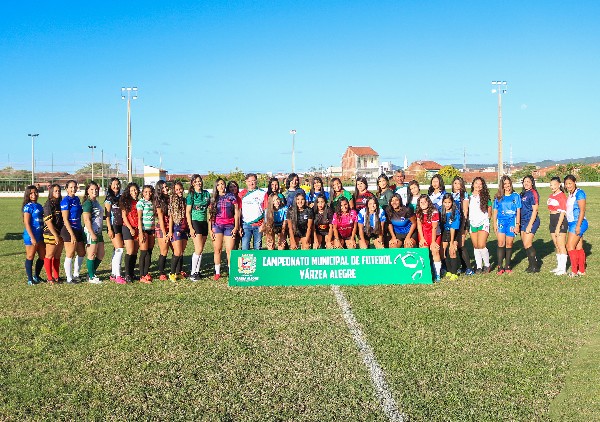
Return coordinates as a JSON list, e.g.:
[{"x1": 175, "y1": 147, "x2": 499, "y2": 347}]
[{"x1": 229, "y1": 248, "x2": 432, "y2": 287}]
